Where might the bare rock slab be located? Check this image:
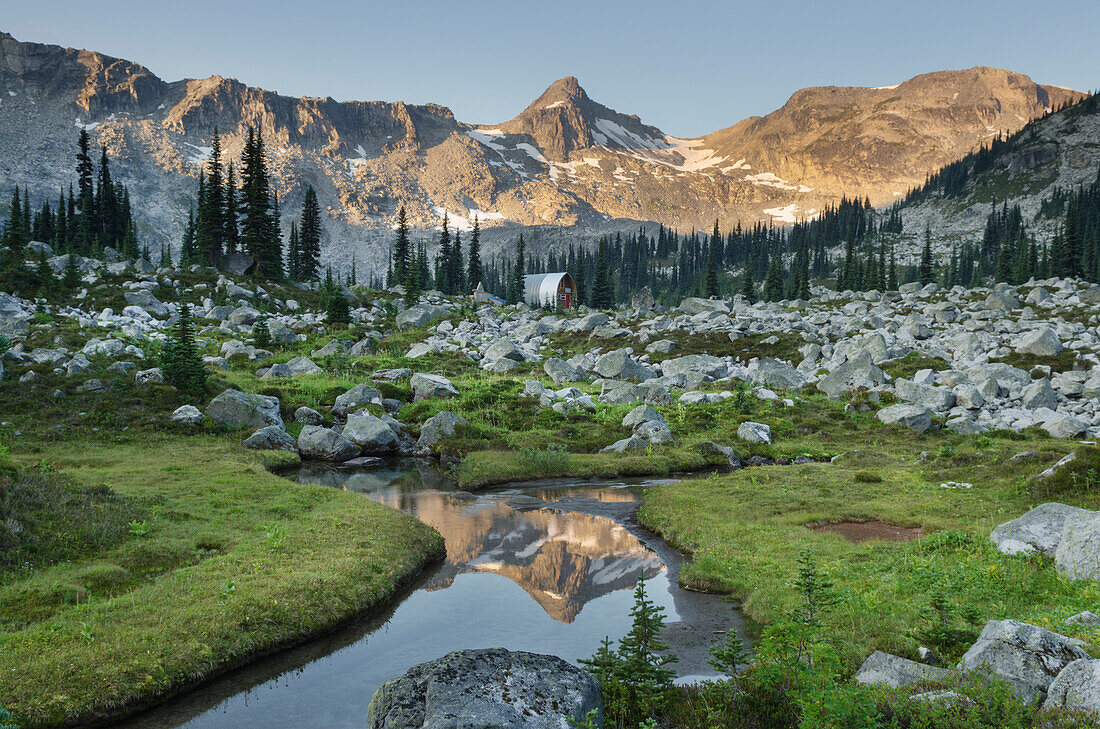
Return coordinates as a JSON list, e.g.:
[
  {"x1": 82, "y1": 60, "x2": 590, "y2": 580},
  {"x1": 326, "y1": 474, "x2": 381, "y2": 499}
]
[{"x1": 366, "y1": 648, "x2": 601, "y2": 729}]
